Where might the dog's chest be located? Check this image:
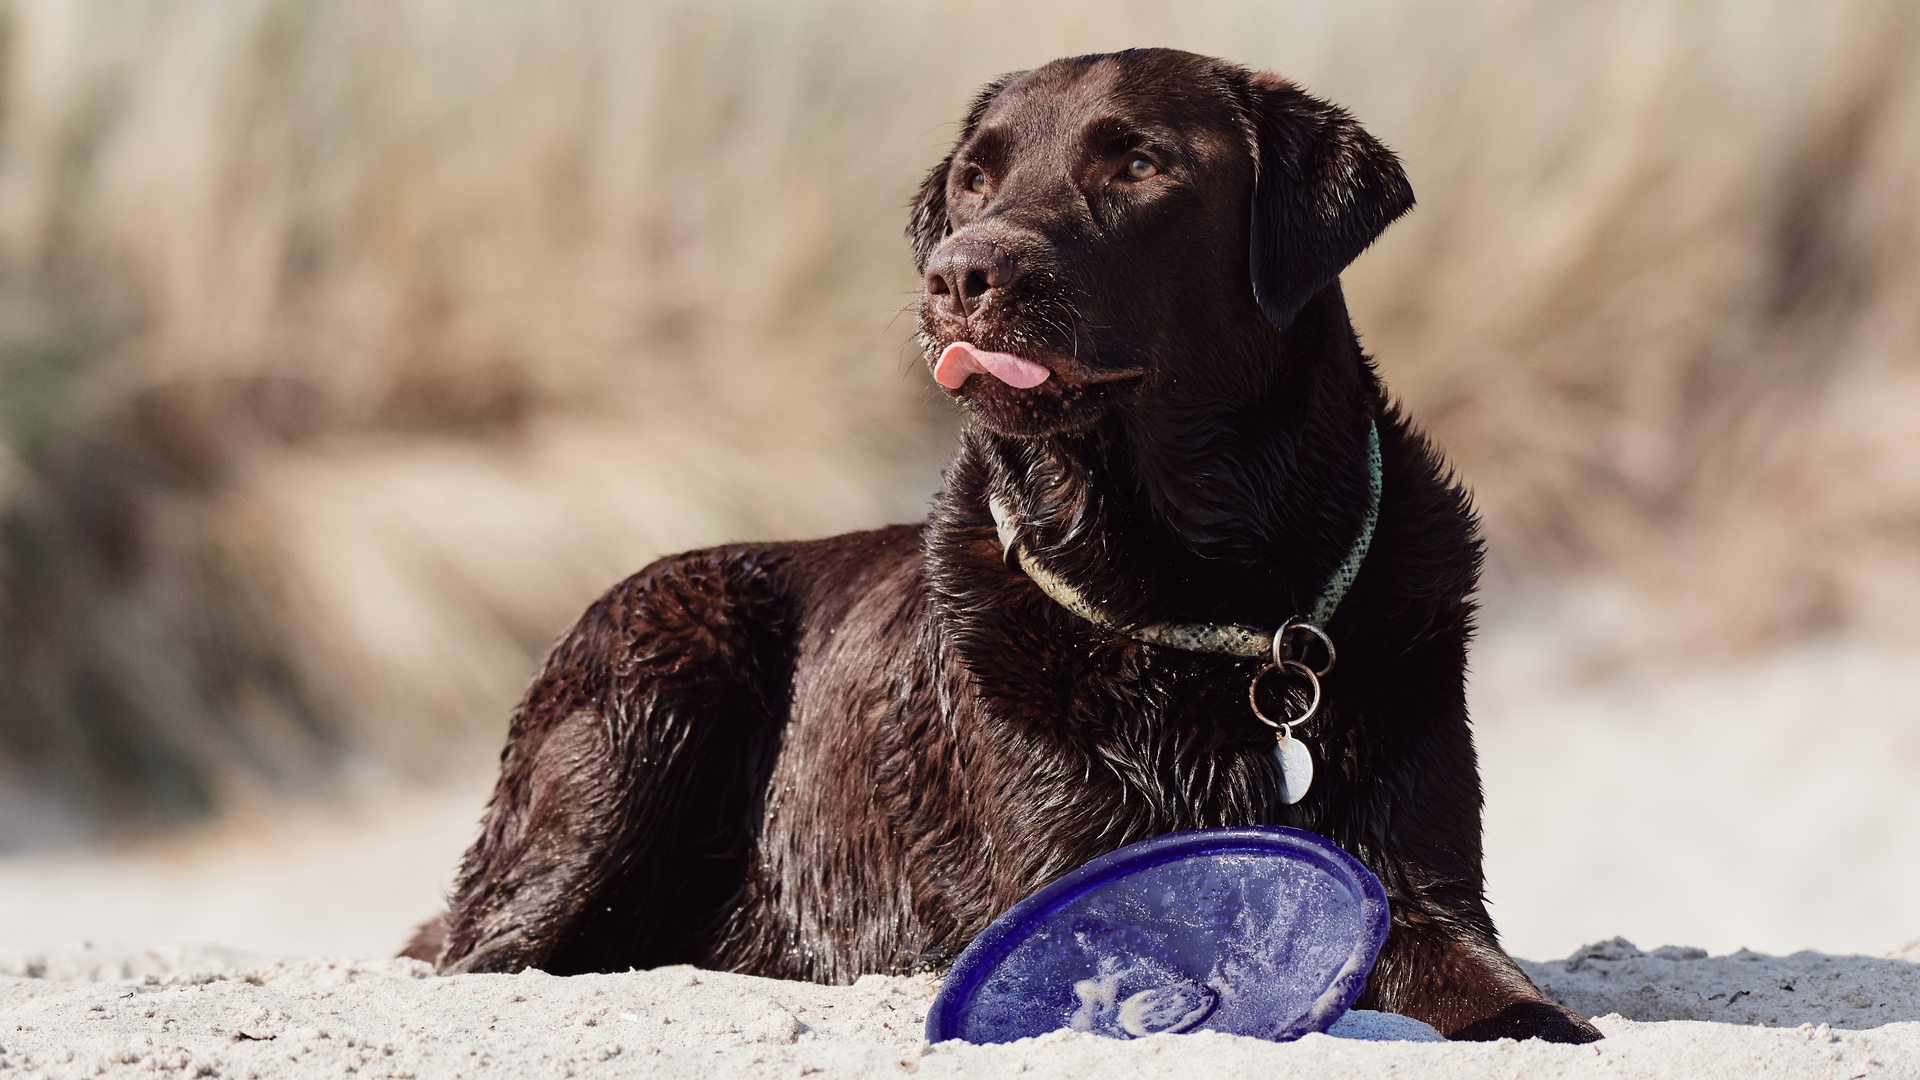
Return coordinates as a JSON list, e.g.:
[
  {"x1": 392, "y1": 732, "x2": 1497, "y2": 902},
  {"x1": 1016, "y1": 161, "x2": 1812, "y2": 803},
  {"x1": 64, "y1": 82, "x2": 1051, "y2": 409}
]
[
  {"x1": 748, "y1": 543, "x2": 1322, "y2": 977},
  {"x1": 922, "y1": 613, "x2": 1295, "y2": 885},
  {"x1": 986, "y1": 633, "x2": 1272, "y2": 767}
]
